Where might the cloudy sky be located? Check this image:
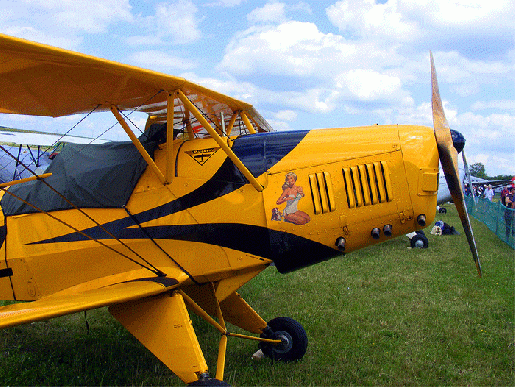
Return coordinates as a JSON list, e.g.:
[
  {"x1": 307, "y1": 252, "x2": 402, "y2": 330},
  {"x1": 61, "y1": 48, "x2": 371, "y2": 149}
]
[{"x1": 1, "y1": 0, "x2": 514, "y2": 176}]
